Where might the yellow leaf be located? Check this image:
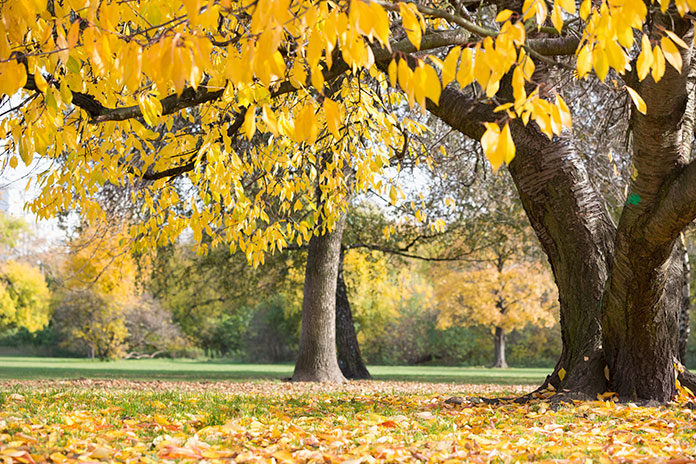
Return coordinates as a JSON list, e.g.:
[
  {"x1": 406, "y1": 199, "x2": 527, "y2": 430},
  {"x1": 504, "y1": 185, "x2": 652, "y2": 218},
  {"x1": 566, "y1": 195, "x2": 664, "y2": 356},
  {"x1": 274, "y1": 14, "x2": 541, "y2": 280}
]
[
  {"x1": 183, "y1": 0, "x2": 202, "y2": 21},
  {"x1": 665, "y1": 30, "x2": 688, "y2": 49},
  {"x1": 636, "y1": 35, "x2": 654, "y2": 81},
  {"x1": 423, "y1": 63, "x2": 442, "y2": 105},
  {"x1": 441, "y1": 47, "x2": 461, "y2": 86},
  {"x1": 243, "y1": 104, "x2": 257, "y2": 139},
  {"x1": 323, "y1": 98, "x2": 341, "y2": 138},
  {"x1": 556, "y1": 95, "x2": 572, "y2": 129},
  {"x1": 592, "y1": 47, "x2": 608, "y2": 81},
  {"x1": 626, "y1": 86, "x2": 647, "y2": 114},
  {"x1": 261, "y1": 105, "x2": 278, "y2": 136},
  {"x1": 67, "y1": 19, "x2": 80, "y2": 48},
  {"x1": 661, "y1": 37, "x2": 682, "y2": 73},
  {"x1": 558, "y1": 367, "x2": 566, "y2": 381},
  {"x1": 604, "y1": 365, "x2": 610, "y2": 380},
  {"x1": 576, "y1": 45, "x2": 592, "y2": 78},
  {"x1": 481, "y1": 122, "x2": 503, "y2": 171},
  {"x1": 399, "y1": 2, "x2": 423, "y2": 50},
  {"x1": 0, "y1": 61, "x2": 27, "y2": 96},
  {"x1": 558, "y1": 0, "x2": 576, "y2": 14},
  {"x1": 388, "y1": 59, "x2": 397, "y2": 86},
  {"x1": 295, "y1": 102, "x2": 318, "y2": 144},
  {"x1": 494, "y1": 103, "x2": 513, "y2": 112},
  {"x1": 652, "y1": 45, "x2": 666, "y2": 82},
  {"x1": 456, "y1": 48, "x2": 474, "y2": 88},
  {"x1": 579, "y1": 0, "x2": 591, "y2": 19},
  {"x1": 496, "y1": 9, "x2": 513, "y2": 22},
  {"x1": 272, "y1": 450, "x2": 294, "y2": 463},
  {"x1": 551, "y1": 3, "x2": 563, "y2": 33},
  {"x1": 60, "y1": 81, "x2": 72, "y2": 105},
  {"x1": 90, "y1": 446, "x2": 111, "y2": 459},
  {"x1": 34, "y1": 67, "x2": 48, "y2": 93},
  {"x1": 370, "y1": 2, "x2": 391, "y2": 48},
  {"x1": 498, "y1": 122, "x2": 516, "y2": 165}
]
